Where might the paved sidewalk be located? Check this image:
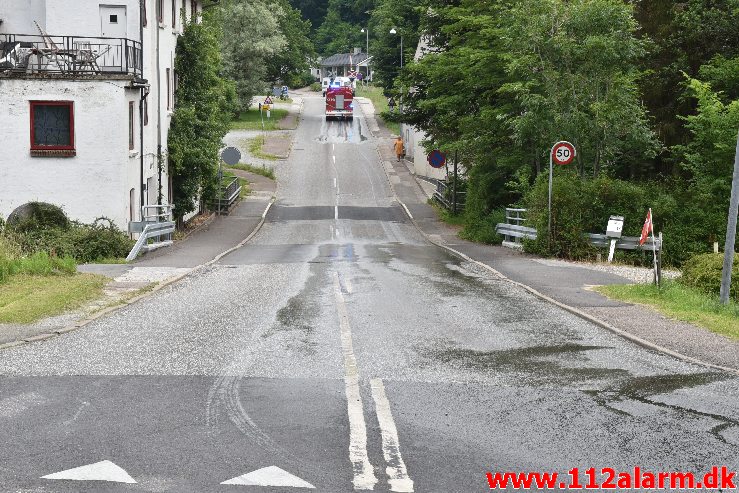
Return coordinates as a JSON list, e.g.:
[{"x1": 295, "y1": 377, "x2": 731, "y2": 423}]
[
  {"x1": 371, "y1": 116, "x2": 739, "y2": 371},
  {"x1": 0, "y1": 170, "x2": 275, "y2": 350}
]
